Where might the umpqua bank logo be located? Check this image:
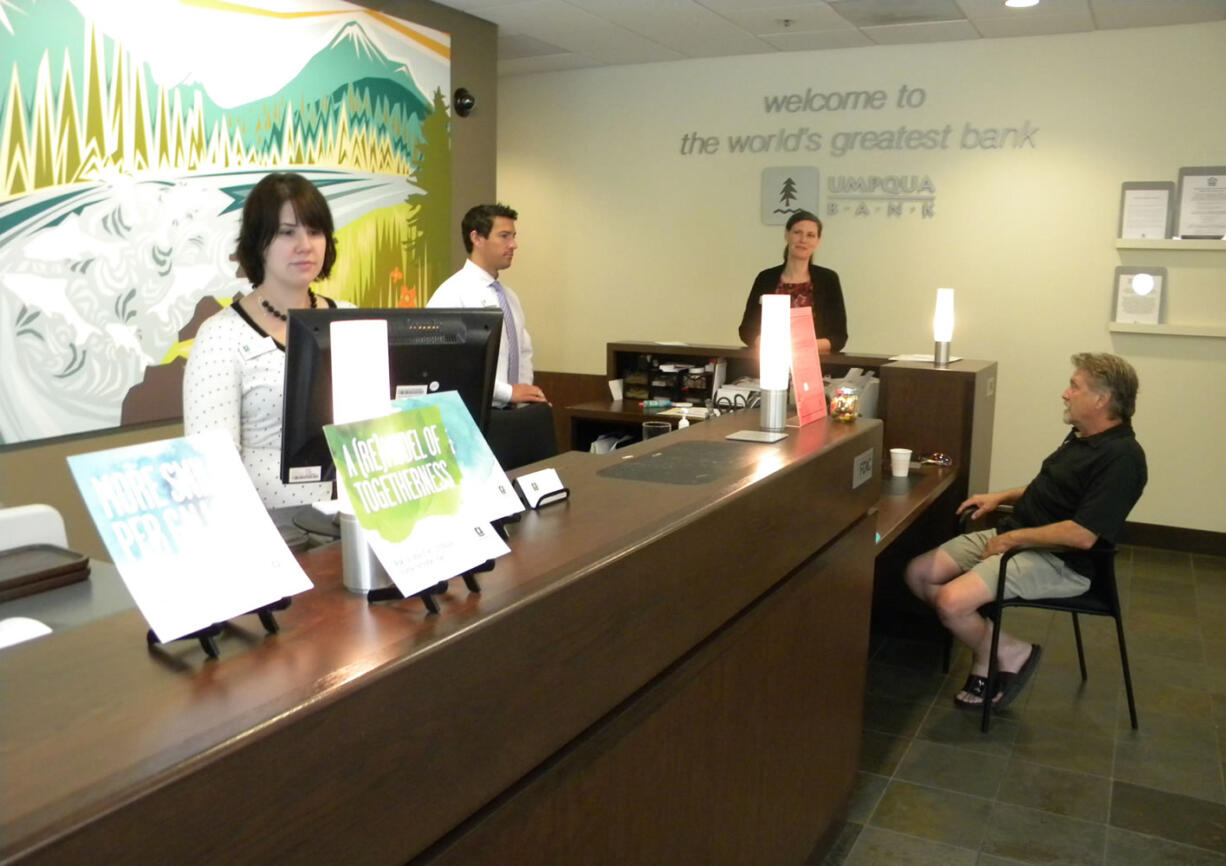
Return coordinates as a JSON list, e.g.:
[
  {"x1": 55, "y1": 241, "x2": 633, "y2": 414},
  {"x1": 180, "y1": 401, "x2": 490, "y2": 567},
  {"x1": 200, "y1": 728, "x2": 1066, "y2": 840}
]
[
  {"x1": 826, "y1": 173, "x2": 936, "y2": 218},
  {"x1": 762, "y1": 167, "x2": 936, "y2": 223}
]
